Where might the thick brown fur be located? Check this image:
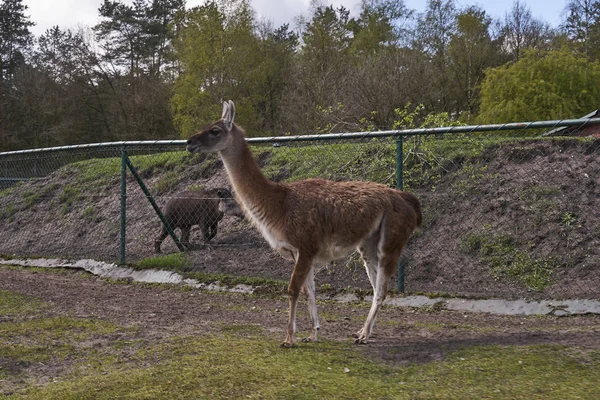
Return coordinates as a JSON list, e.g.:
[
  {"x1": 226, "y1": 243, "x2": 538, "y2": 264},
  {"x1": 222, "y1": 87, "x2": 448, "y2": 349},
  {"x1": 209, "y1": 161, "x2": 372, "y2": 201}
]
[{"x1": 186, "y1": 101, "x2": 422, "y2": 347}]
